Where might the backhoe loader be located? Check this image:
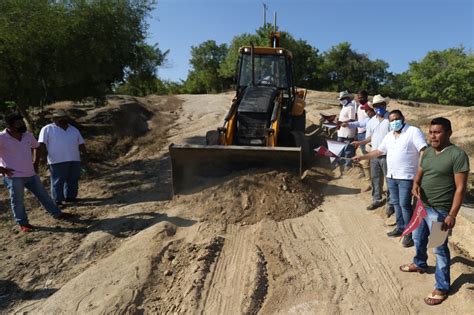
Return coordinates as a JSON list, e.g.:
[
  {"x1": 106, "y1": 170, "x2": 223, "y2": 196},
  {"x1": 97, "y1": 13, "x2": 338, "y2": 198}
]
[{"x1": 169, "y1": 33, "x2": 309, "y2": 193}]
